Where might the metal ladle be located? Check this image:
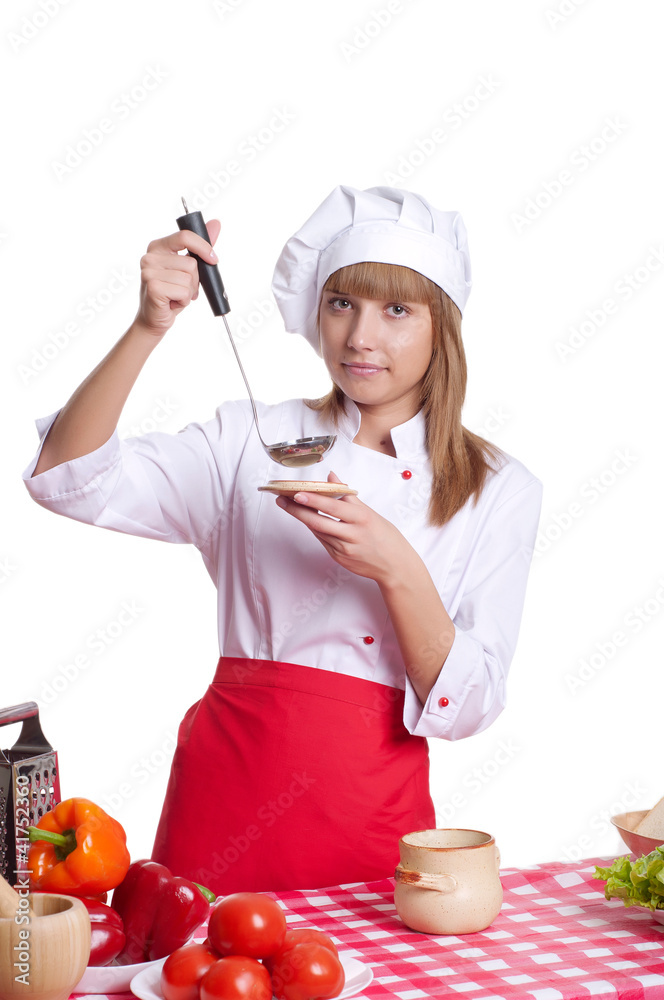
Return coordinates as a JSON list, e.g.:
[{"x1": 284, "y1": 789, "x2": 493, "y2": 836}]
[{"x1": 176, "y1": 198, "x2": 336, "y2": 468}]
